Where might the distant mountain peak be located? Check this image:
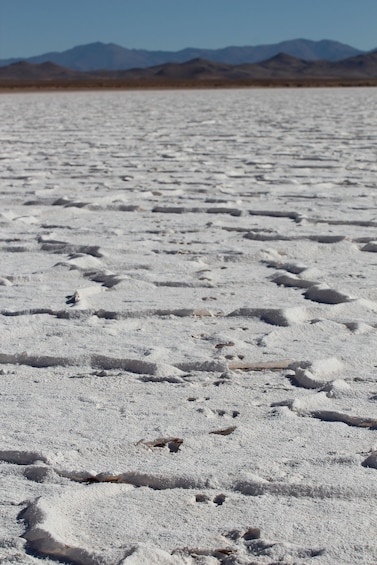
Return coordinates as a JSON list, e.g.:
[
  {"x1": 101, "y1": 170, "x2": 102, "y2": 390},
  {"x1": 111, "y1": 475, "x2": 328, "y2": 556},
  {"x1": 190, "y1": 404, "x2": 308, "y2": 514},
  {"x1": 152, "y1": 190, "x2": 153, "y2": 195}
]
[
  {"x1": 267, "y1": 52, "x2": 302, "y2": 62},
  {"x1": 2, "y1": 48, "x2": 377, "y2": 85},
  {"x1": 0, "y1": 38, "x2": 367, "y2": 72}
]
